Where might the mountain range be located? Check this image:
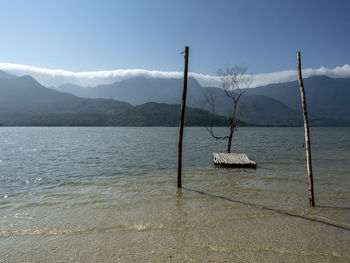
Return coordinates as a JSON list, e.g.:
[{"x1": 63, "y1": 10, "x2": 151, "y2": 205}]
[
  {"x1": 54, "y1": 75, "x2": 350, "y2": 126},
  {"x1": 246, "y1": 76, "x2": 350, "y2": 121},
  {"x1": 0, "y1": 70, "x2": 226, "y2": 126},
  {"x1": 1, "y1": 69, "x2": 349, "y2": 126}
]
